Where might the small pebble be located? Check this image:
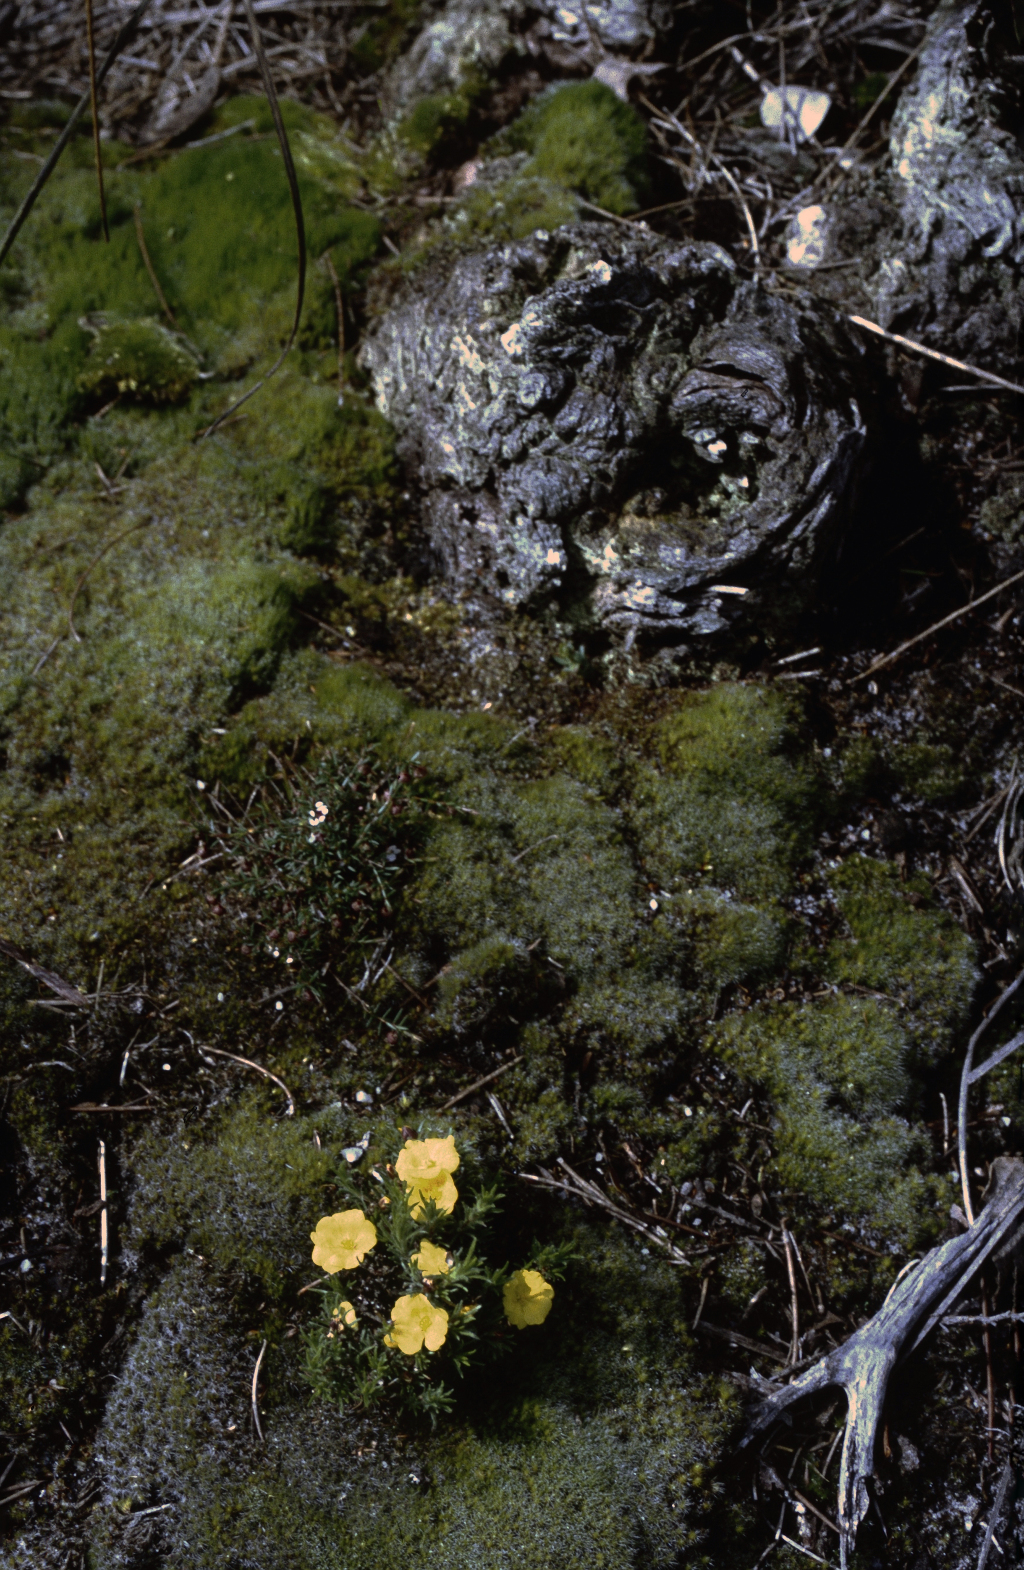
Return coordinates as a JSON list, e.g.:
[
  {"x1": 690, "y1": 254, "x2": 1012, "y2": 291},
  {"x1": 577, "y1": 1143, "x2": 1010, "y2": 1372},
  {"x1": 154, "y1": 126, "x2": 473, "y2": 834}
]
[
  {"x1": 355, "y1": 1090, "x2": 373, "y2": 1105},
  {"x1": 341, "y1": 1147, "x2": 364, "y2": 1164}
]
